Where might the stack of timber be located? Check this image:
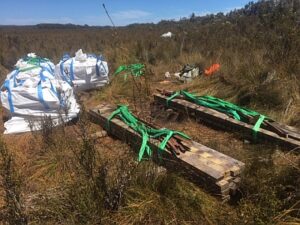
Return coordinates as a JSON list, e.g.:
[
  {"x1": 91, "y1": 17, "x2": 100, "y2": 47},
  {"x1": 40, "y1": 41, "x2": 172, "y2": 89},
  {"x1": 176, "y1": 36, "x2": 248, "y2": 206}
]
[
  {"x1": 89, "y1": 104, "x2": 245, "y2": 201},
  {"x1": 153, "y1": 90, "x2": 300, "y2": 149}
]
